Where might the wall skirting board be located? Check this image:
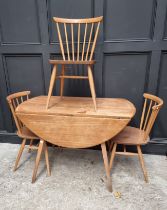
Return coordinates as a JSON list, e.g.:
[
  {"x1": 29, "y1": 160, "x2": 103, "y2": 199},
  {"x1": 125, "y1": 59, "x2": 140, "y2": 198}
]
[{"x1": 0, "y1": 132, "x2": 166, "y2": 156}]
